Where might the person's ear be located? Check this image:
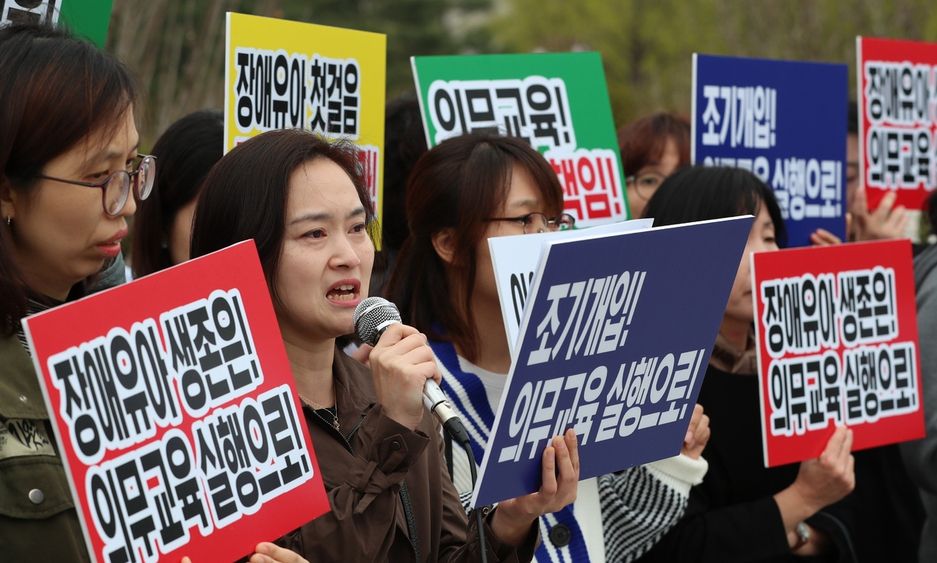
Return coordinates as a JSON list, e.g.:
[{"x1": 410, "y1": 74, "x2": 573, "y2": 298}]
[
  {"x1": 0, "y1": 178, "x2": 16, "y2": 222},
  {"x1": 431, "y1": 228, "x2": 457, "y2": 265}
]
